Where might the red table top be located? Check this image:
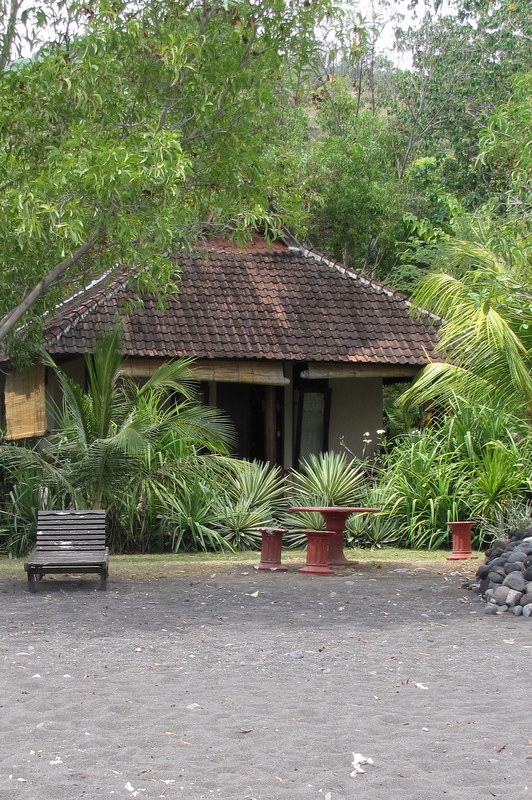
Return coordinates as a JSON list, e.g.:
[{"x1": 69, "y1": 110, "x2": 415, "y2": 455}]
[{"x1": 288, "y1": 507, "x2": 380, "y2": 513}]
